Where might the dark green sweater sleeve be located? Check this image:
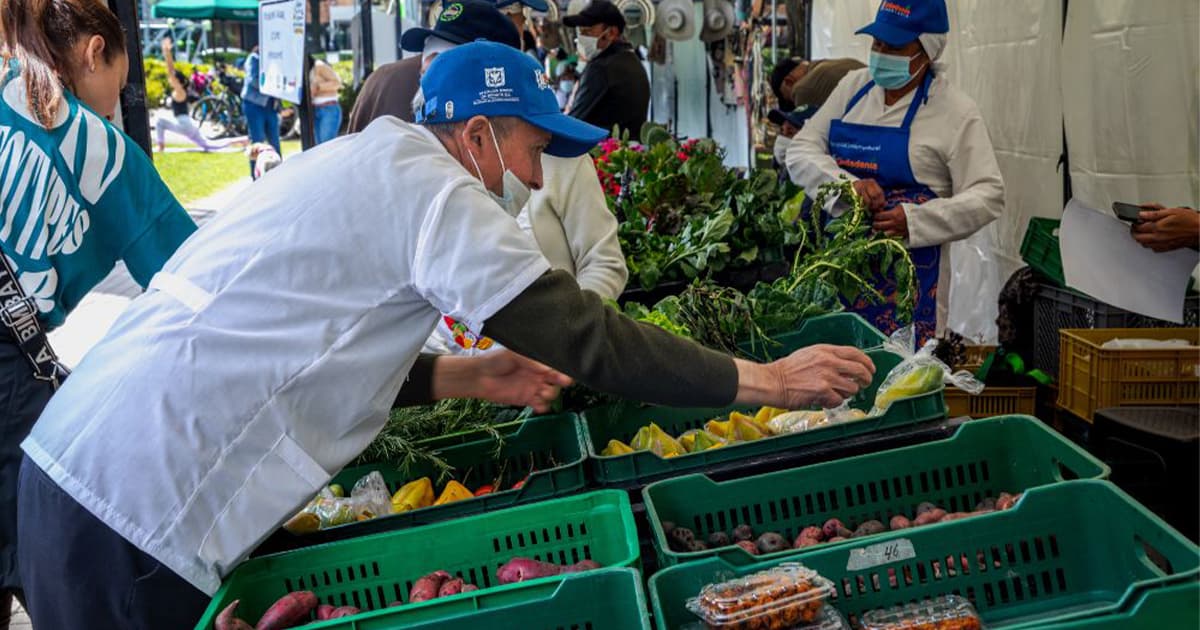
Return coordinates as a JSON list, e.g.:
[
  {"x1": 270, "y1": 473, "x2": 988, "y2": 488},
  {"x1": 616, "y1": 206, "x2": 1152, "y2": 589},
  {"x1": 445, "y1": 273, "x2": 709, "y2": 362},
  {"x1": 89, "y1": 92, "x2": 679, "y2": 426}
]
[{"x1": 483, "y1": 270, "x2": 740, "y2": 407}]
